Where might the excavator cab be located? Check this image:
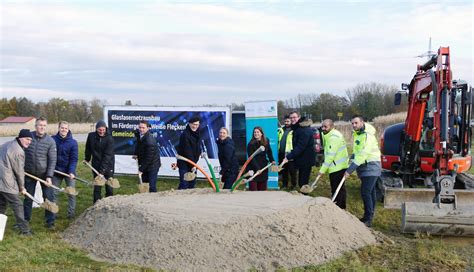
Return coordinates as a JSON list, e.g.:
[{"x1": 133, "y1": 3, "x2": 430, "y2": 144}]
[{"x1": 381, "y1": 47, "x2": 474, "y2": 236}]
